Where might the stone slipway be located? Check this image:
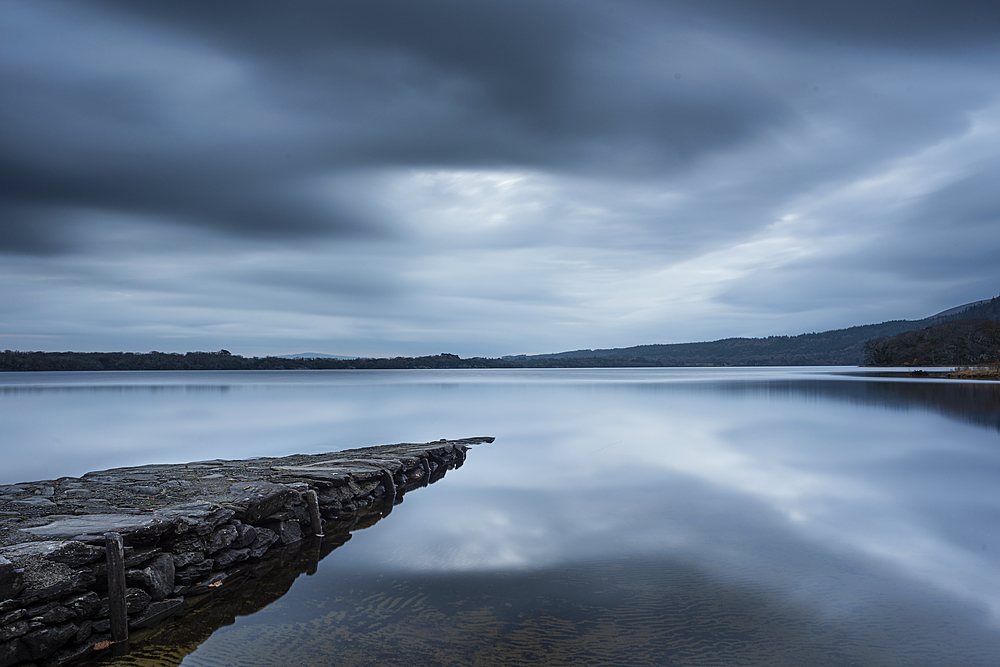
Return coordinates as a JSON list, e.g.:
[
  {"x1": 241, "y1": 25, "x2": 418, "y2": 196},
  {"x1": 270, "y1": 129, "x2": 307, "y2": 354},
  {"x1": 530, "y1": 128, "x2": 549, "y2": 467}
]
[{"x1": 0, "y1": 437, "x2": 493, "y2": 667}]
